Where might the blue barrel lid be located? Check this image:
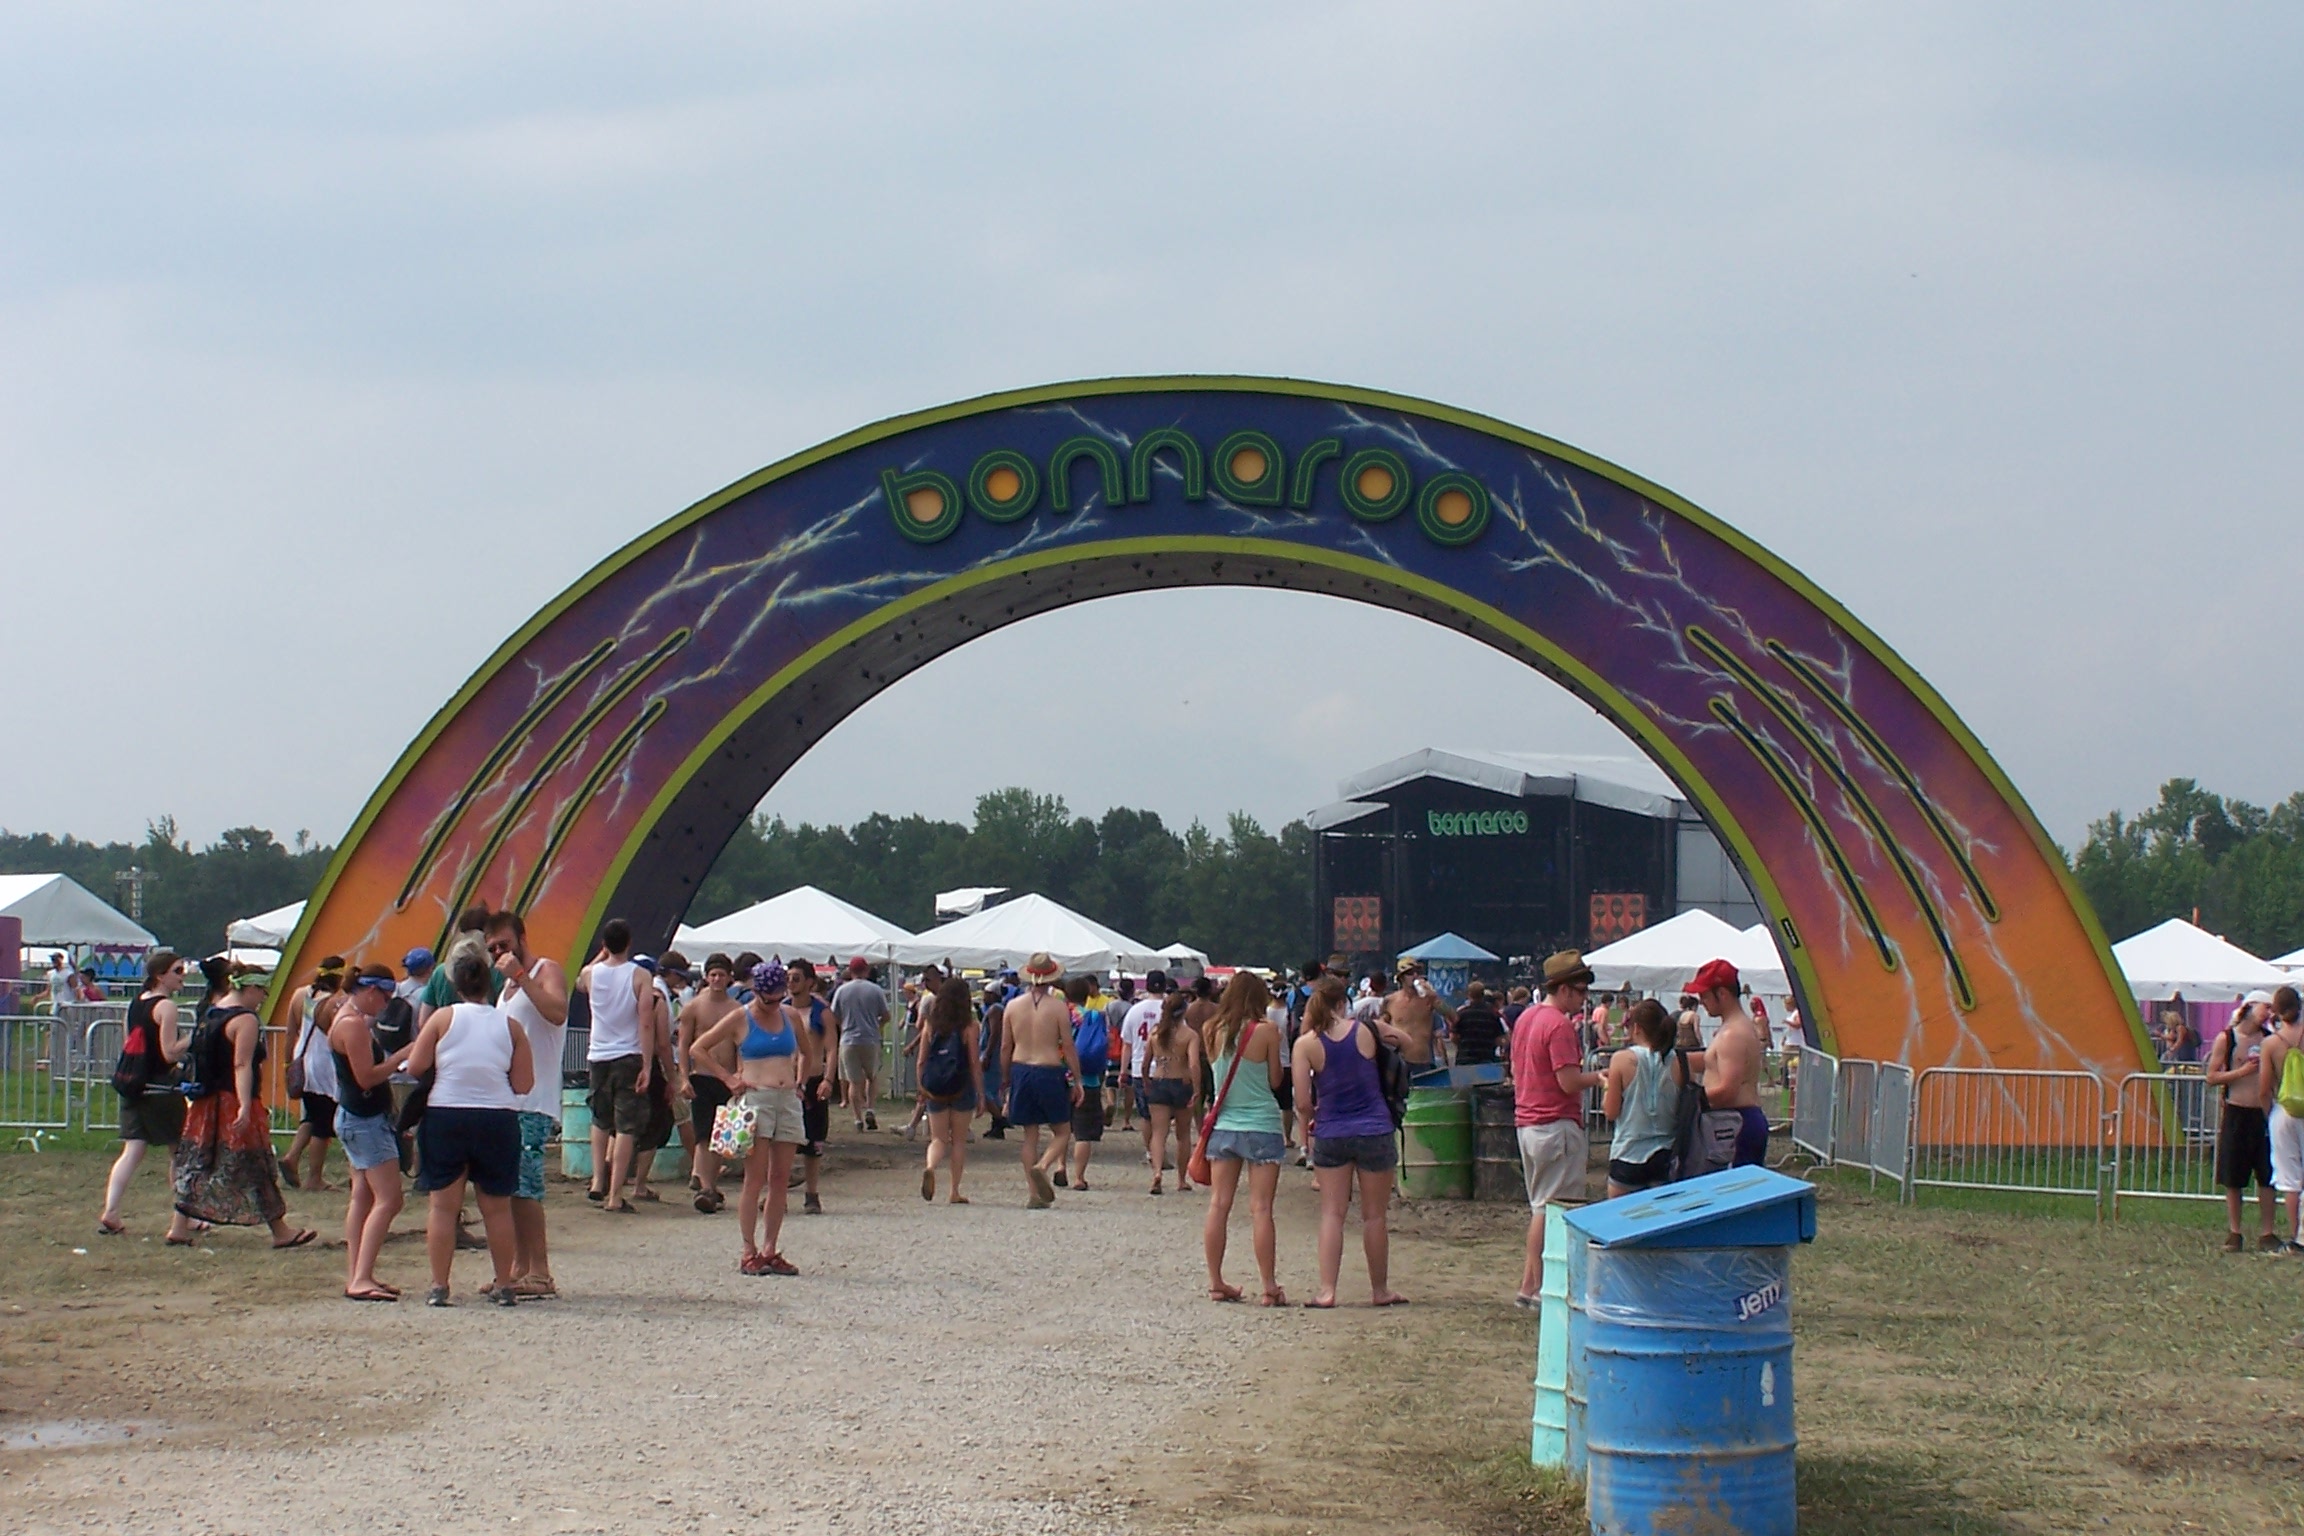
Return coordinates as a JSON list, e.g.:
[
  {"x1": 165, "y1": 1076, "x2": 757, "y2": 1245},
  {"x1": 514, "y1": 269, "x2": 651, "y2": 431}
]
[{"x1": 1564, "y1": 1166, "x2": 1817, "y2": 1249}]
